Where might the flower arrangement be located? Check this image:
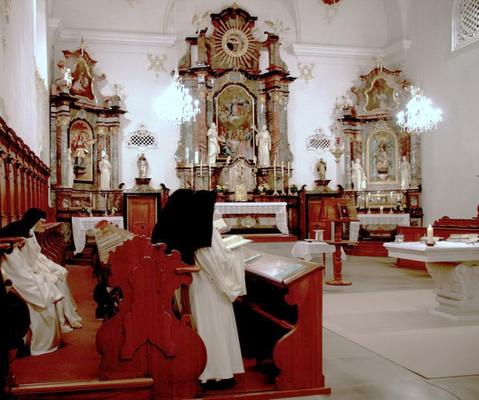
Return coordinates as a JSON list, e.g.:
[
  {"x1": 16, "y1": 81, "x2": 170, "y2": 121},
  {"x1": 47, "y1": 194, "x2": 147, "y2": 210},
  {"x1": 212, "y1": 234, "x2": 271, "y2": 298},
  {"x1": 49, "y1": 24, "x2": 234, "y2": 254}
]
[
  {"x1": 216, "y1": 184, "x2": 227, "y2": 194},
  {"x1": 257, "y1": 183, "x2": 270, "y2": 193},
  {"x1": 289, "y1": 184, "x2": 298, "y2": 193}
]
